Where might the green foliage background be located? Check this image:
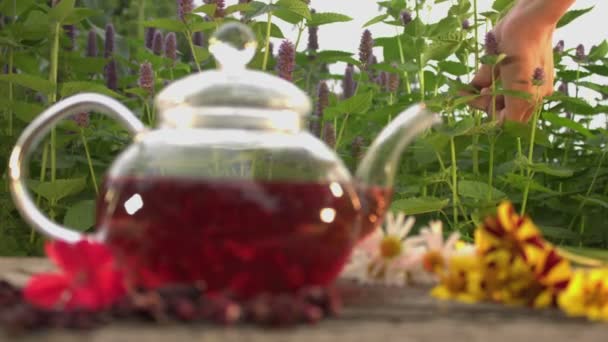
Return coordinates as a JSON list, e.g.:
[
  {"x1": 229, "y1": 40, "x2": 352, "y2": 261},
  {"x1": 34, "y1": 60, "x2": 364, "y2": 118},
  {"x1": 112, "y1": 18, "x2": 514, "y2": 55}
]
[{"x1": 0, "y1": 0, "x2": 606, "y2": 258}]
